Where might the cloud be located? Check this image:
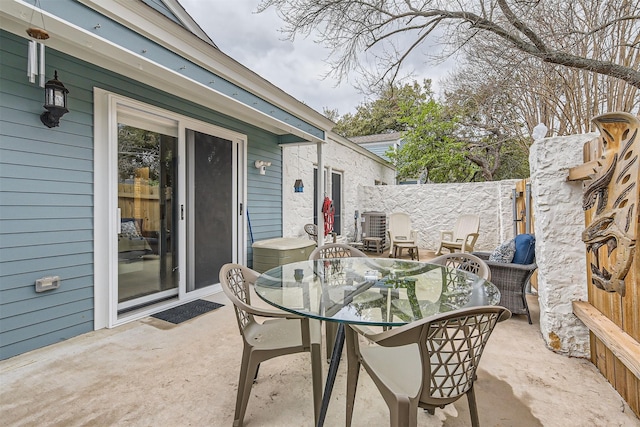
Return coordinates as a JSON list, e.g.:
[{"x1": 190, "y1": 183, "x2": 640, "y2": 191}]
[
  {"x1": 180, "y1": 0, "x2": 456, "y2": 116},
  {"x1": 180, "y1": 0, "x2": 365, "y2": 115}
]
